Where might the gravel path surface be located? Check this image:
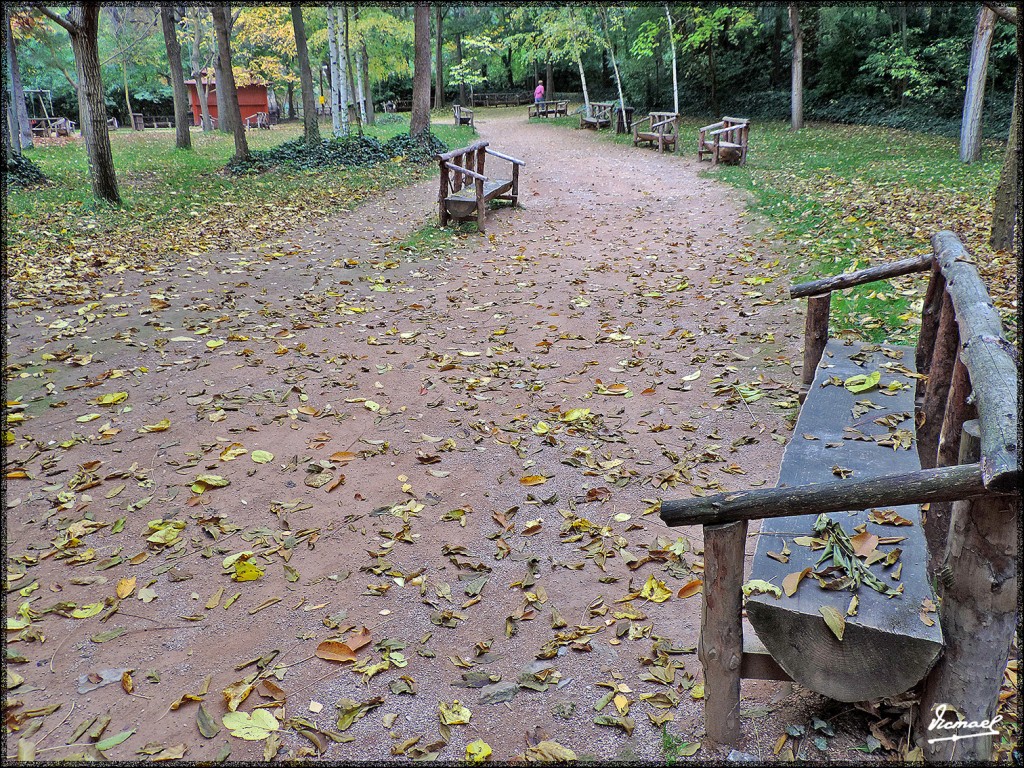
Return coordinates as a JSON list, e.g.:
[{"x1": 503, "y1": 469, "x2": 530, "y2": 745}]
[{"x1": 7, "y1": 108, "x2": 880, "y2": 763}]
